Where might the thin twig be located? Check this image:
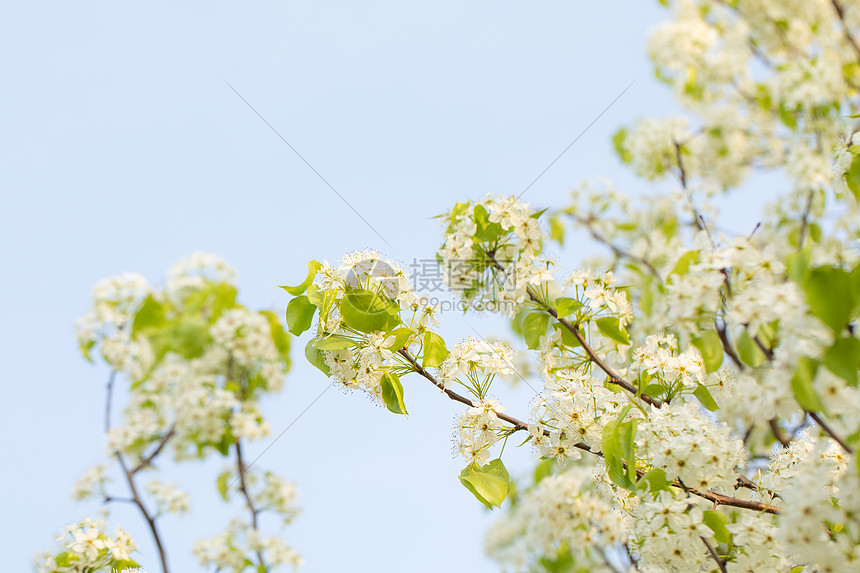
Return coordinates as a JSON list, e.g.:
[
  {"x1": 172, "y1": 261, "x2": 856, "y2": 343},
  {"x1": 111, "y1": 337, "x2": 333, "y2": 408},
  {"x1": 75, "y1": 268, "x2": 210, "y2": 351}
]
[
  {"x1": 116, "y1": 454, "x2": 170, "y2": 573},
  {"x1": 105, "y1": 372, "x2": 170, "y2": 573},
  {"x1": 235, "y1": 439, "x2": 268, "y2": 568},
  {"x1": 566, "y1": 213, "x2": 662, "y2": 280},
  {"x1": 809, "y1": 411, "x2": 854, "y2": 454},
  {"x1": 701, "y1": 536, "x2": 728, "y2": 573},
  {"x1": 832, "y1": 0, "x2": 860, "y2": 64},
  {"x1": 131, "y1": 426, "x2": 176, "y2": 474},
  {"x1": 533, "y1": 291, "x2": 662, "y2": 408}
]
